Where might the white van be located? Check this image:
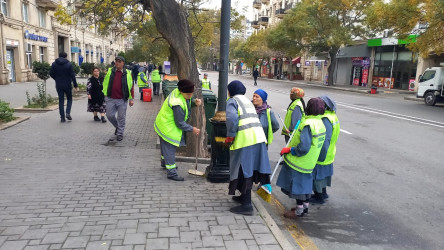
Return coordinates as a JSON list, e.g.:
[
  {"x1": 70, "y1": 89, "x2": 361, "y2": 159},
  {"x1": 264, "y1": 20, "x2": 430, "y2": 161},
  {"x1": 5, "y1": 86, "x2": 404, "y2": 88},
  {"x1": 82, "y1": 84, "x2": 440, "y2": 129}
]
[{"x1": 416, "y1": 67, "x2": 444, "y2": 106}]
